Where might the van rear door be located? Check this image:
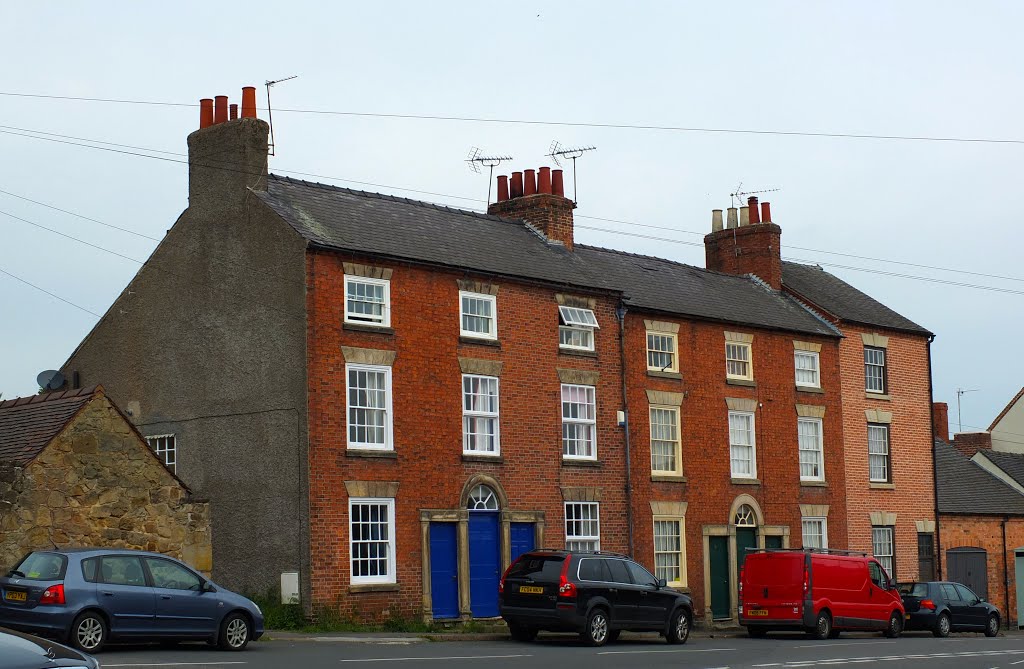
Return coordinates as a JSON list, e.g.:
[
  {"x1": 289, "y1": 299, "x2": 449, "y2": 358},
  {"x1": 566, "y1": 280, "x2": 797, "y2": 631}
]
[{"x1": 742, "y1": 553, "x2": 804, "y2": 623}]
